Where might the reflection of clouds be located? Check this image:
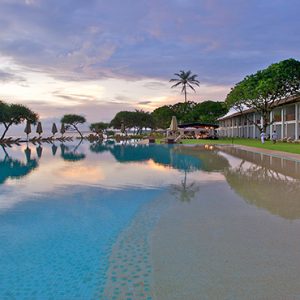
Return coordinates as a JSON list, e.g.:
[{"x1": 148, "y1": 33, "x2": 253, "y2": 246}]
[
  {"x1": 58, "y1": 165, "x2": 105, "y2": 181},
  {"x1": 0, "y1": 145, "x2": 225, "y2": 211}
]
